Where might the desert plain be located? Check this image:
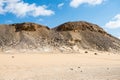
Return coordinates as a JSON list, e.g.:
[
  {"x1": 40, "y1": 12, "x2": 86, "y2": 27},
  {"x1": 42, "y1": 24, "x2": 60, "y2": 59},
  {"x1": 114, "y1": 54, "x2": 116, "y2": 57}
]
[{"x1": 0, "y1": 50, "x2": 120, "y2": 80}]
